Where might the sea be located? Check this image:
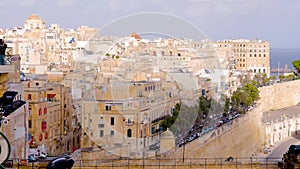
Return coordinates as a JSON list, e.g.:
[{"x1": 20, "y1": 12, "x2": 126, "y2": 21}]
[{"x1": 270, "y1": 48, "x2": 300, "y2": 77}]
